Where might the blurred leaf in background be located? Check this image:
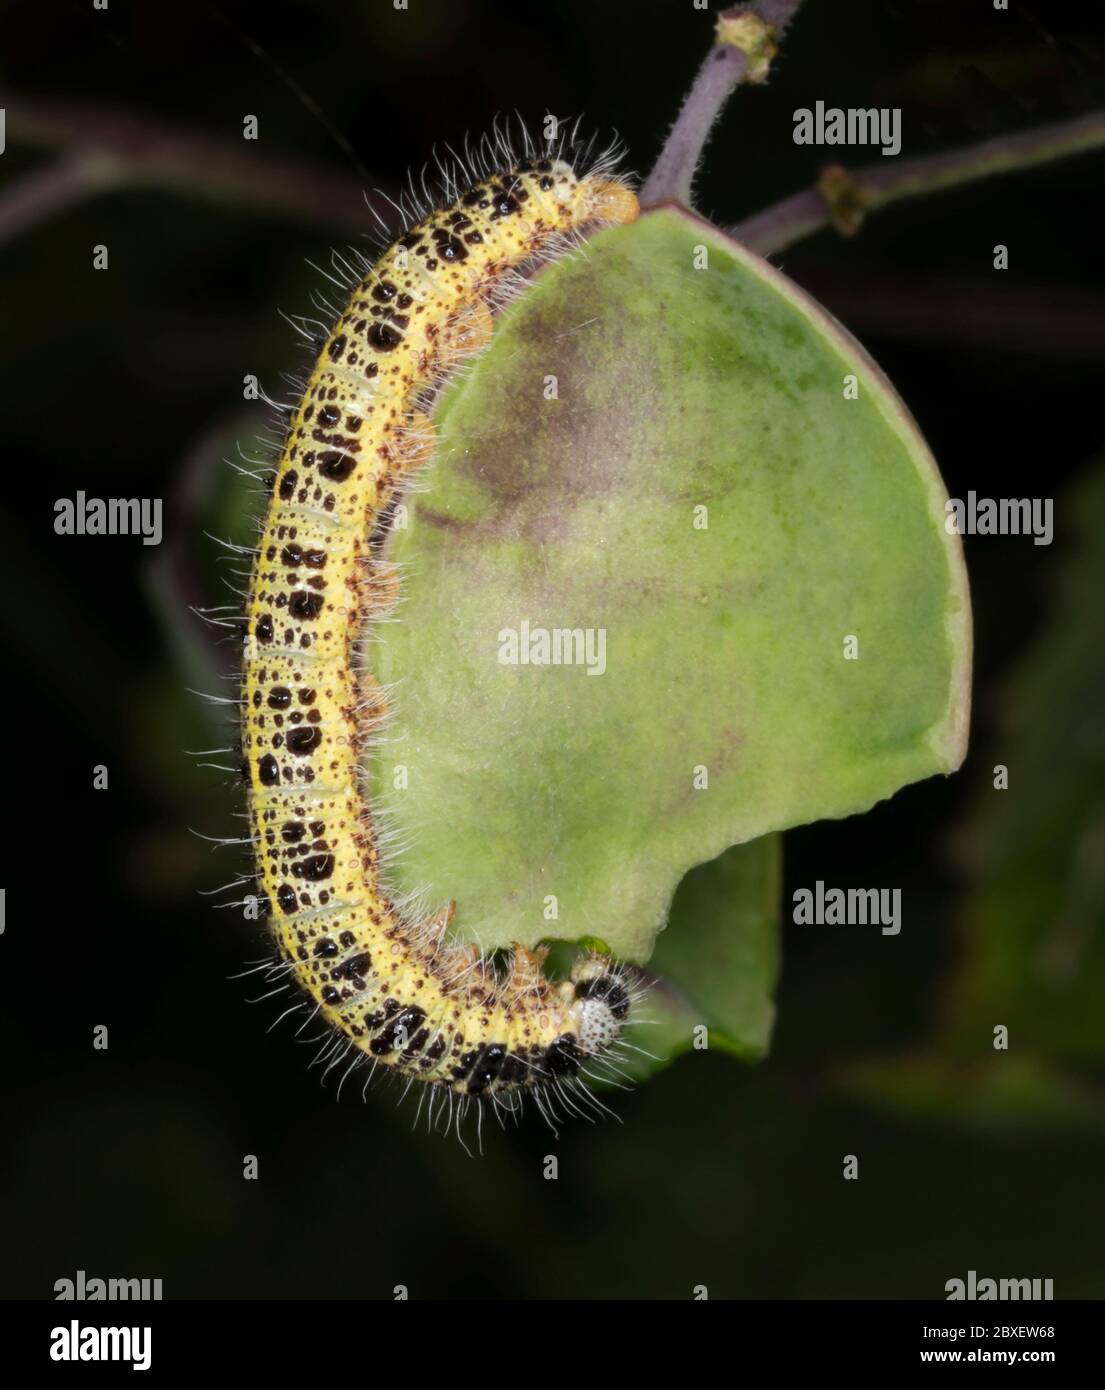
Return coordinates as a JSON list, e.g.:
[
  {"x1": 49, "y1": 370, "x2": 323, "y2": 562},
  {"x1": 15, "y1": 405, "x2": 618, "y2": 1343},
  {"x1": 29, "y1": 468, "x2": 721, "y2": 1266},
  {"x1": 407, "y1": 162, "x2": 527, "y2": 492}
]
[
  {"x1": 843, "y1": 456, "x2": 1105, "y2": 1130},
  {"x1": 630, "y1": 835, "x2": 782, "y2": 1080}
]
